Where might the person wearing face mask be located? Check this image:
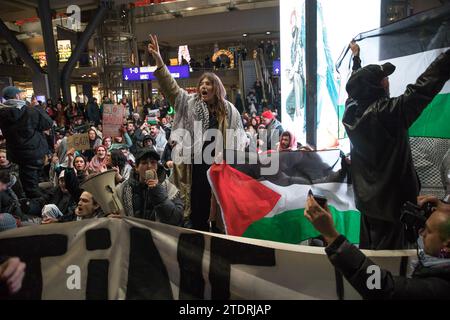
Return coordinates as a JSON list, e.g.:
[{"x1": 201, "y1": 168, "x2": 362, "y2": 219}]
[
  {"x1": 148, "y1": 34, "x2": 246, "y2": 231},
  {"x1": 305, "y1": 193, "x2": 450, "y2": 299},
  {"x1": 344, "y1": 43, "x2": 450, "y2": 250}
]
